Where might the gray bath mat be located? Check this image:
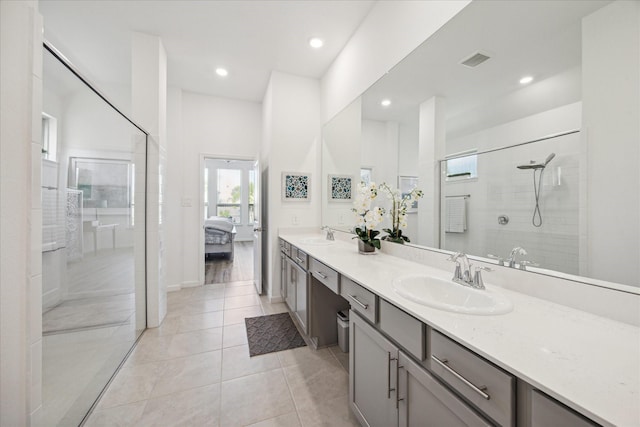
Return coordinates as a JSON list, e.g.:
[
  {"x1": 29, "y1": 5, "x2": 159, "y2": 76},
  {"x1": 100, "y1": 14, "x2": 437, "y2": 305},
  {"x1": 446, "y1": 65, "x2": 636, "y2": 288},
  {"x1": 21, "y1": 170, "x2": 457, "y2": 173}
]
[{"x1": 245, "y1": 312, "x2": 306, "y2": 357}]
